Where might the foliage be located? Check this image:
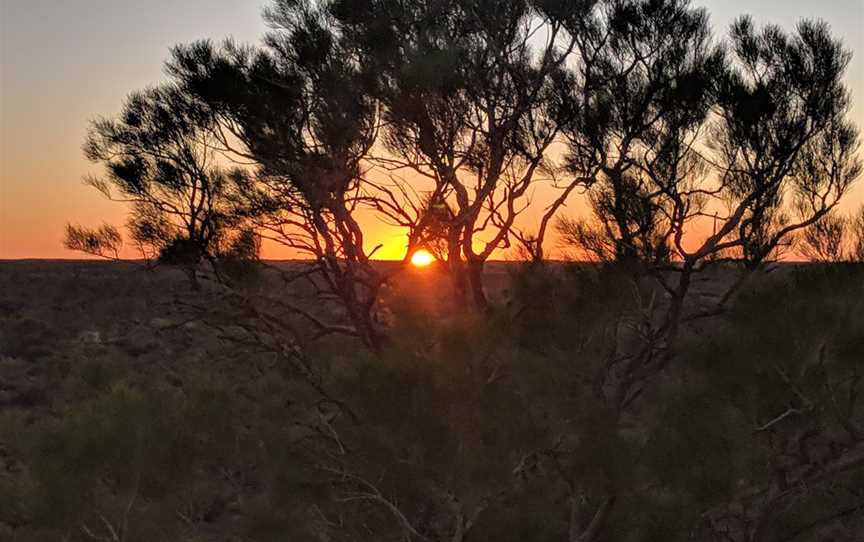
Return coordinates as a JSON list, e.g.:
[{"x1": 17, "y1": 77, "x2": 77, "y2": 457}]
[
  {"x1": 47, "y1": 0, "x2": 864, "y2": 540},
  {"x1": 794, "y1": 204, "x2": 864, "y2": 263},
  {"x1": 64, "y1": 224, "x2": 123, "y2": 260},
  {"x1": 167, "y1": 6, "x2": 385, "y2": 346},
  {"x1": 6, "y1": 263, "x2": 864, "y2": 540},
  {"x1": 799, "y1": 211, "x2": 849, "y2": 262},
  {"x1": 69, "y1": 83, "x2": 256, "y2": 286}
]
